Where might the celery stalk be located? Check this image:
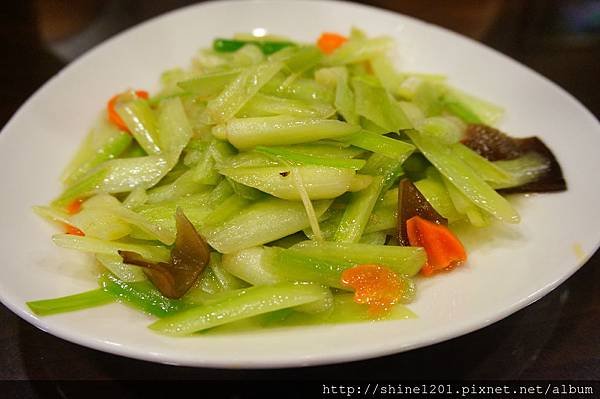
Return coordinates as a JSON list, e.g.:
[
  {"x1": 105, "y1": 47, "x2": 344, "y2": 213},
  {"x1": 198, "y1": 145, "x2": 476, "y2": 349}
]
[
  {"x1": 116, "y1": 100, "x2": 162, "y2": 155},
  {"x1": 62, "y1": 127, "x2": 132, "y2": 186},
  {"x1": 52, "y1": 155, "x2": 169, "y2": 207},
  {"x1": 221, "y1": 246, "x2": 283, "y2": 285},
  {"x1": 202, "y1": 197, "x2": 332, "y2": 253},
  {"x1": 452, "y1": 143, "x2": 512, "y2": 185},
  {"x1": 289, "y1": 241, "x2": 425, "y2": 277},
  {"x1": 341, "y1": 131, "x2": 414, "y2": 161},
  {"x1": 407, "y1": 130, "x2": 519, "y2": 223},
  {"x1": 491, "y1": 152, "x2": 551, "y2": 189},
  {"x1": 201, "y1": 194, "x2": 249, "y2": 228},
  {"x1": 363, "y1": 205, "x2": 397, "y2": 234},
  {"x1": 254, "y1": 146, "x2": 366, "y2": 169},
  {"x1": 149, "y1": 282, "x2": 329, "y2": 335},
  {"x1": 96, "y1": 253, "x2": 147, "y2": 282},
  {"x1": 213, "y1": 115, "x2": 360, "y2": 150},
  {"x1": 442, "y1": 86, "x2": 504, "y2": 126},
  {"x1": 414, "y1": 170, "x2": 463, "y2": 222},
  {"x1": 334, "y1": 175, "x2": 384, "y2": 242},
  {"x1": 52, "y1": 234, "x2": 170, "y2": 263},
  {"x1": 157, "y1": 97, "x2": 193, "y2": 165},
  {"x1": 27, "y1": 289, "x2": 113, "y2": 316},
  {"x1": 201, "y1": 60, "x2": 283, "y2": 124},
  {"x1": 238, "y1": 93, "x2": 335, "y2": 118},
  {"x1": 352, "y1": 77, "x2": 411, "y2": 132},
  {"x1": 360, "y1": 153, "x2": 405, "y2": 194},
  {"x1": 177, "y1": 69, "x2": 241, "y2": 99},
  {"x1": 220, "y1": 165, "x2": 358, "y2": 200},
  {"x1": 99, "y1": 273, "x2": 187, "y2": 318},
  {"x1": 325, "y1": 36, "x2": 393, "y2": 65}
]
